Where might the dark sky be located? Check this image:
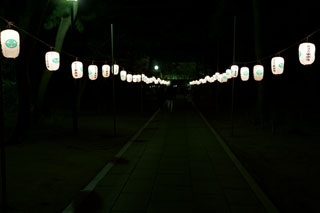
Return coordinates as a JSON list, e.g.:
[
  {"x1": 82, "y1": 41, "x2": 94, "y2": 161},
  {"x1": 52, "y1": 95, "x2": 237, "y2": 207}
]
[{"x1": 76, "y1": 0, "x2": 319, "y2": 64}]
